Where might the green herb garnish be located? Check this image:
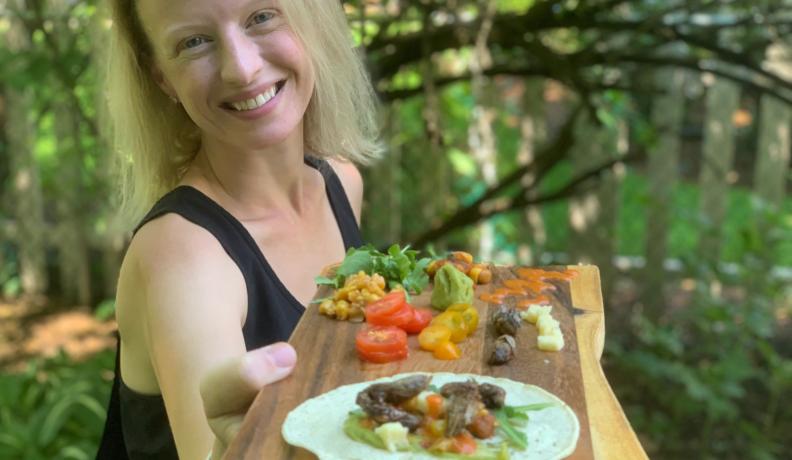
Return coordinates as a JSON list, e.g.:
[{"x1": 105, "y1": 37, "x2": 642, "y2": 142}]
[
  {"x1": 315, "y1": 244, "x2": 431, "y2": 295},
  {"x1": 493, "y1": 410, "x2": 528, "y2": 451}
]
